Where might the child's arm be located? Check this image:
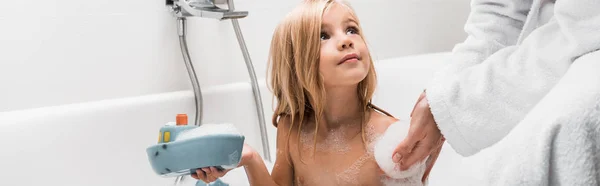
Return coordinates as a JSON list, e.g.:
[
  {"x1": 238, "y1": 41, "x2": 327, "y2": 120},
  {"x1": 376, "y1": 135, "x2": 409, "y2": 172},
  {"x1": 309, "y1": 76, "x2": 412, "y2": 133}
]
[
  {"x1": 195, "y1": 117, "x2": 295, "y2": 185},
  {"x1": 244, "y1": 116, "x2": 294, "y2": 186}
]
